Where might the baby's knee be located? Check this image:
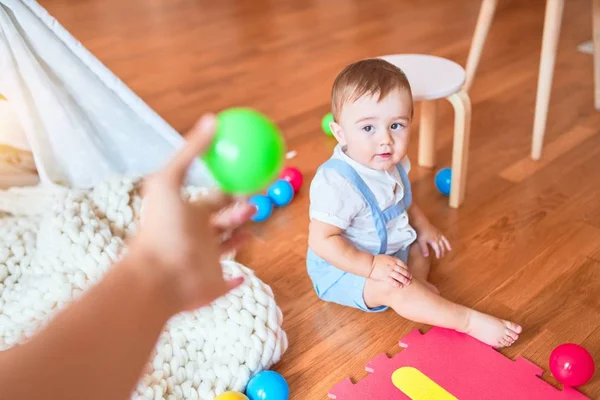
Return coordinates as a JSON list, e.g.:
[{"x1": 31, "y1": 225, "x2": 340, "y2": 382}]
[
  {"x1": 364, "y1": 277, "x2": 420, "y2": 307},
  {"x1": 364, "y1": 278, "x2": 394, "y2": 307}
]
